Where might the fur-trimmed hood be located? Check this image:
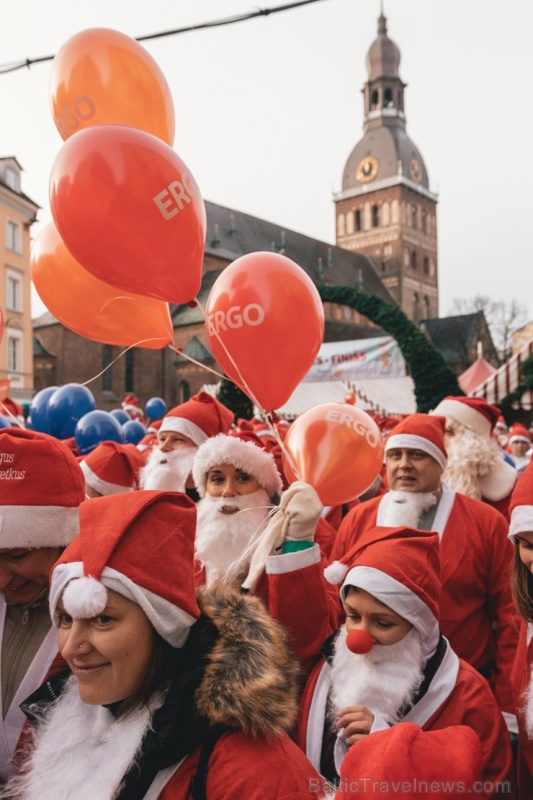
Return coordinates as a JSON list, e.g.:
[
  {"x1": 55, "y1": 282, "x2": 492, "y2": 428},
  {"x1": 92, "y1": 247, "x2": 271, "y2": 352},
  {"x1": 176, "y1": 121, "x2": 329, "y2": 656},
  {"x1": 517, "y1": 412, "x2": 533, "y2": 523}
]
[{"x1": 194, "y1": 582, "x2": 299, "y2": 738}]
